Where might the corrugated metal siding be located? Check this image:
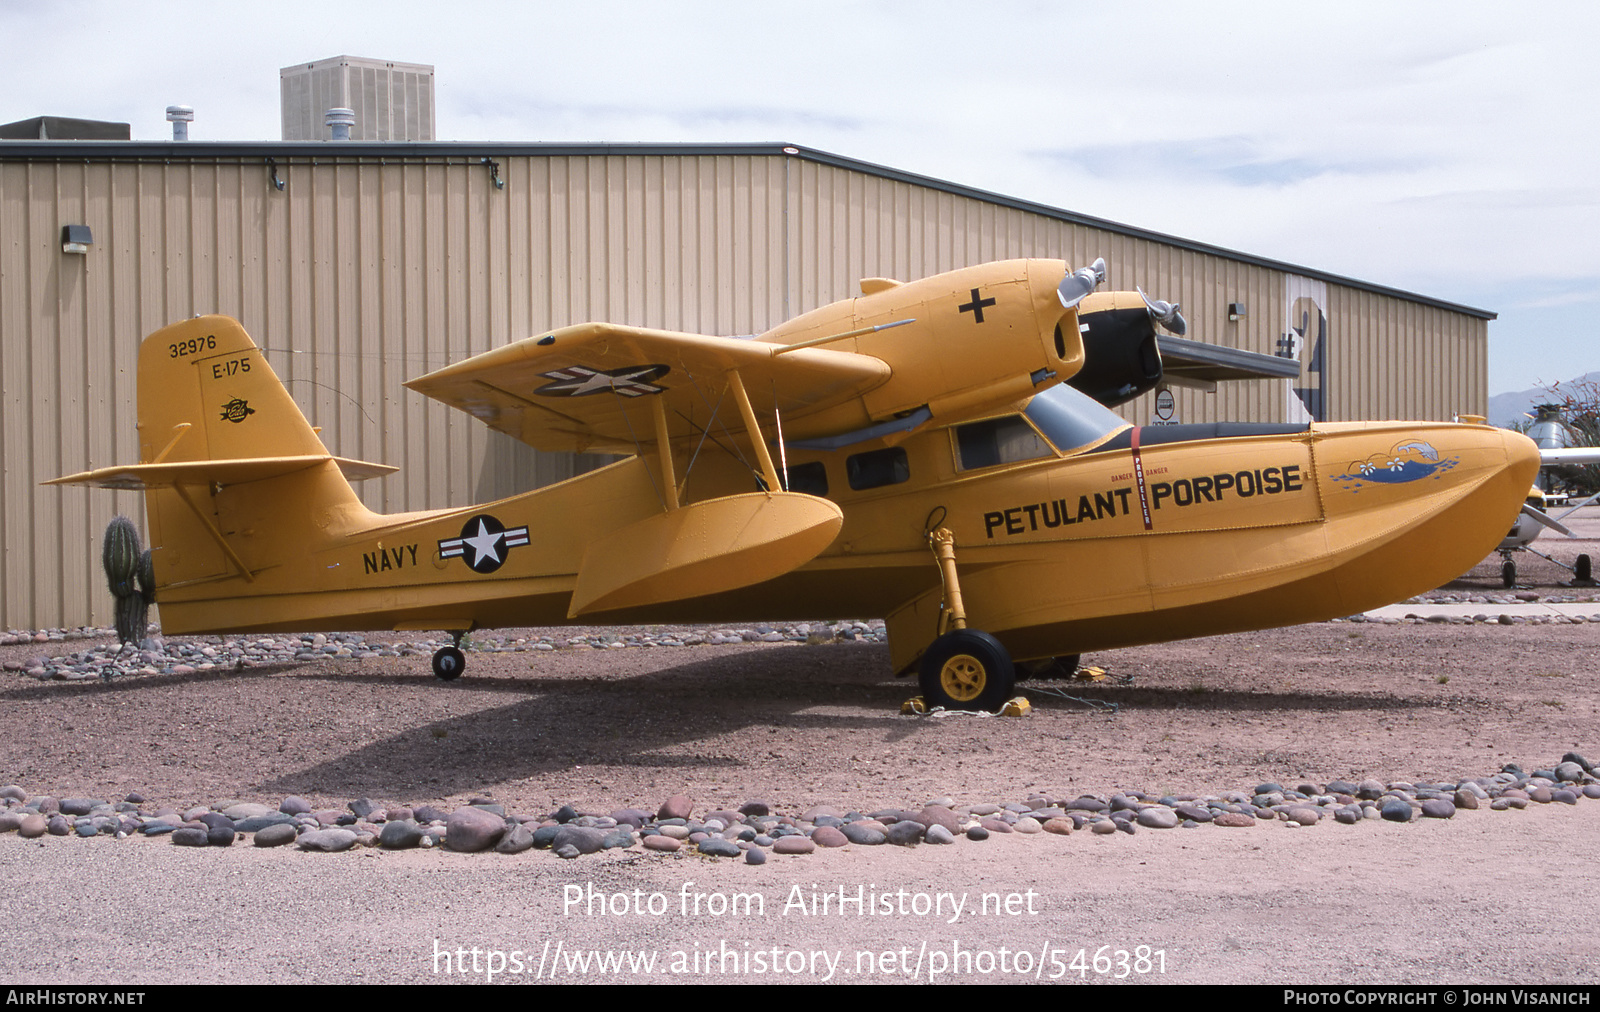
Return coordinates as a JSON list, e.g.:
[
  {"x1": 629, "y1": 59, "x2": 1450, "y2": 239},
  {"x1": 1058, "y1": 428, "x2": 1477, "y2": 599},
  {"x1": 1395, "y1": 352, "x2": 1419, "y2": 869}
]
[{"x1": 0, "y1": 150, "x2": 1489, "y2": 630}]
